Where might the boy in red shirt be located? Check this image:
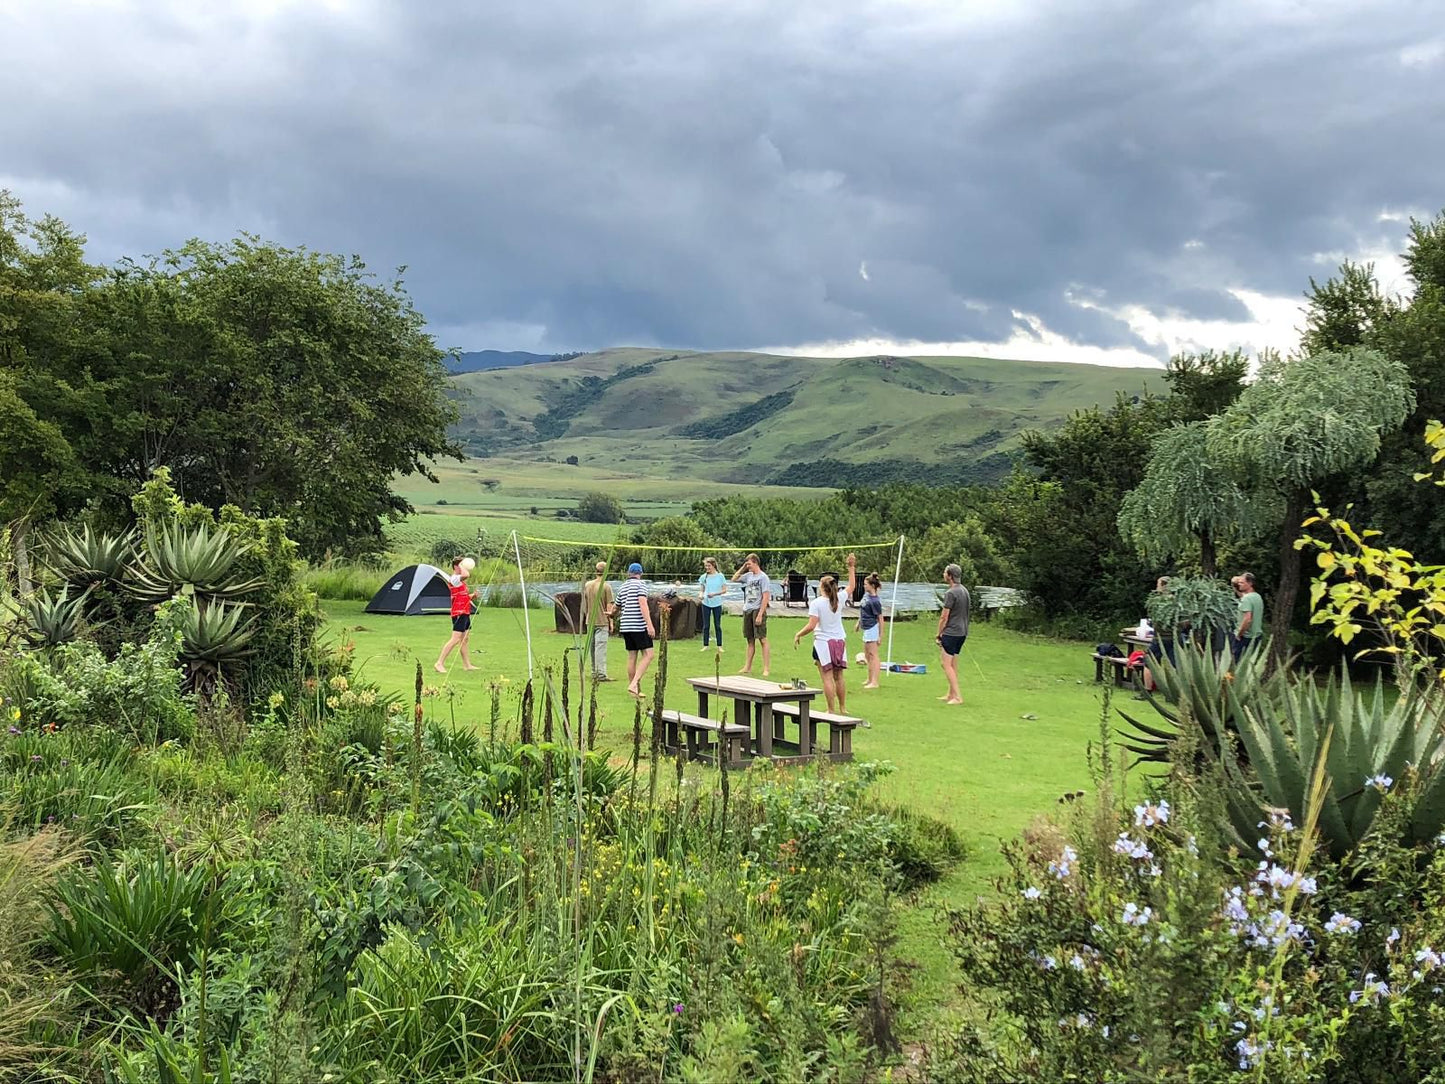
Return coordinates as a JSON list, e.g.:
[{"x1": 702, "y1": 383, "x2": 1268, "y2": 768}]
[{"x1": 434, "y1": 557, "x2": 480, "y2": 674}]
